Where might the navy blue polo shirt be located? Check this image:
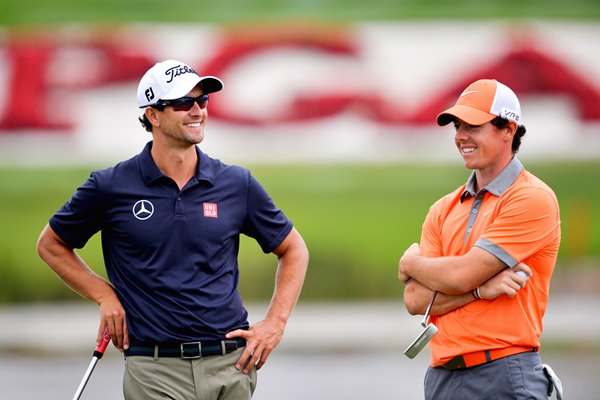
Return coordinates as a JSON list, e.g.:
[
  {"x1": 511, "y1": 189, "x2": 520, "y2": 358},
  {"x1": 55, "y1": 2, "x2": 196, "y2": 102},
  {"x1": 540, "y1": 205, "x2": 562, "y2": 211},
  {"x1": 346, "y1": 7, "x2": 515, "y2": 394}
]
[{"x1": 49, "y1": 141, "x2": 293, "y2": 343}]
